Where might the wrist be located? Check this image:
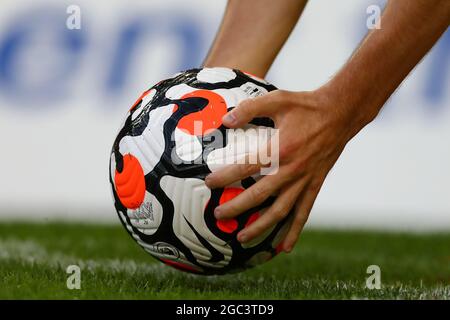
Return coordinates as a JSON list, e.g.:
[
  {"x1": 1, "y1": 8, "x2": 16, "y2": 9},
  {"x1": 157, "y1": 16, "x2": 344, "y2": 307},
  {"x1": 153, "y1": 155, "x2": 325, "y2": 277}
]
[
  {"x1": 318, "y1": 79, "x2": 382, "y2": 139},
  {"x1": 203, "y1": 56, "x2": 269, "y2": 79}
]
